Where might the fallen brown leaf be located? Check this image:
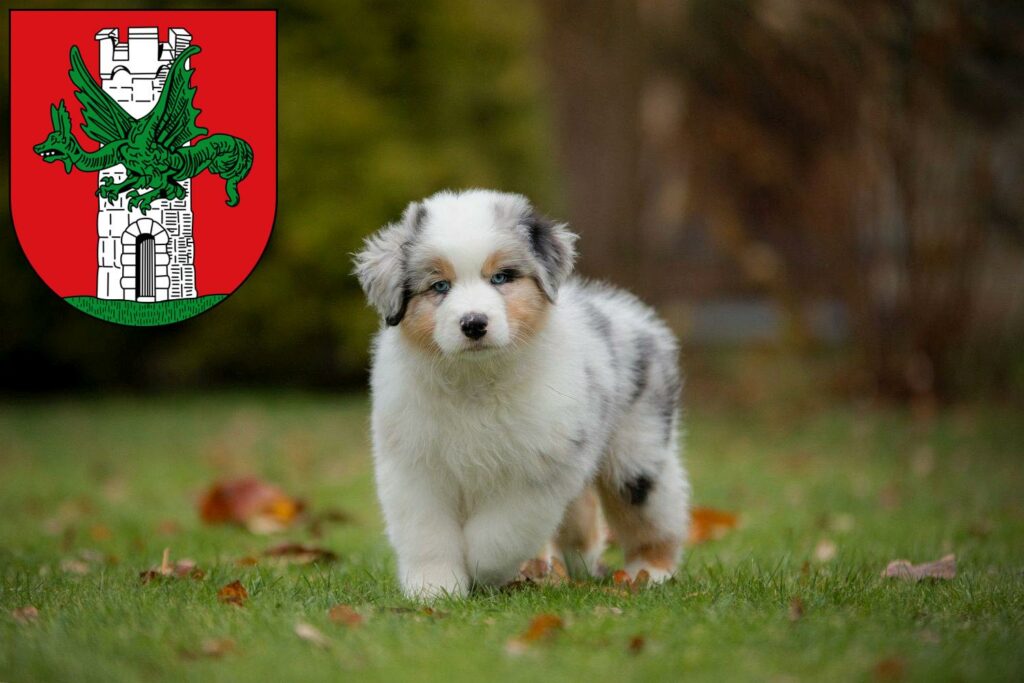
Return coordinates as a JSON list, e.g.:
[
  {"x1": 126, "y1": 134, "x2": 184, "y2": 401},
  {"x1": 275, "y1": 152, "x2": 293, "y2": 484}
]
[
  {"x1": 294, "y1": 621, "x2": 331, "y2": 648},
  {"x1": 194, "y1": 638, "x2": 236, "y2": 658},
  {"x1": 217, "y1": 580, "x2": 249, "y2": 606},
  {"x1": 519, "y1": 614, "x2": 564, "y2": 642},
  {"x1": 506, "y1": 614, "x2": 564, "y2": 655},
  {"x1": 307, "y1": 508, "x2": 356, "y2": 538},
  {"x1": 688, "y1": 507, "x2": 739, "y2": 545},
  {"x1": 967, "y1": 520, "x2": 993, "y2": 539},
  {"x1": 11, "y1": 606, "x2": 39, "y2": 624},
  {"x1": 882, "y1": 554, "x2": 956, "y2": 581},
  {"x1": 628, "y1": 635, "x2": 646, "y2": 654},
  {"x1": 814, "y1": 538, "x2": 837, "y2": 563},
  {"x1": 199, "y1": 477, "x2": 305, "y2": 534},
  {"x1": 60, "y1": 558, "x2": 91, "y2": 575},
  {"x1": 328, "y1": 604, "x2": 364, "y2": 627},
  {"x1": 873, "y1": 656, "x2": 907, "y2": 681},
  {"x1": 202, "y1": 638, "x2": 235, "y2": 657},
  {"x1": 262, "y1": 542, "x2": 337, "y2": 565}
]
